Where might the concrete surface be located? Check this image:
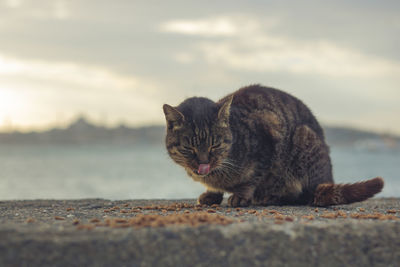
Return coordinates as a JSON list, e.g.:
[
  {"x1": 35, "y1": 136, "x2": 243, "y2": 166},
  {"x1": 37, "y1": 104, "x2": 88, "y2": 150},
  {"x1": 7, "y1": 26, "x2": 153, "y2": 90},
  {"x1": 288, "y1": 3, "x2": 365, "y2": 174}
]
[{"x1": 0, "y1": 198, "x2": 399, "y2": 267}]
